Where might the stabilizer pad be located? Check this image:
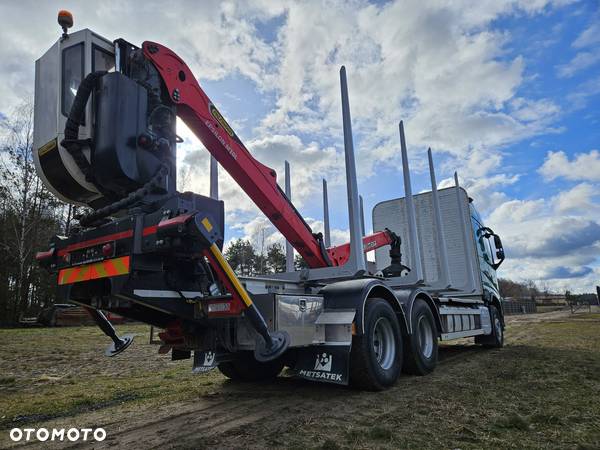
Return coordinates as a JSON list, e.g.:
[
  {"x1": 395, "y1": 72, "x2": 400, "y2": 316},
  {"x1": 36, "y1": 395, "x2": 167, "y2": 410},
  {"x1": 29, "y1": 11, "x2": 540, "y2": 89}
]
[
  {"x1": 254, "y1": 330, "x2": 290, "y2": 362},
  {"x1": 105, "y1": 333, "x2": 135, "y2": 357}
]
